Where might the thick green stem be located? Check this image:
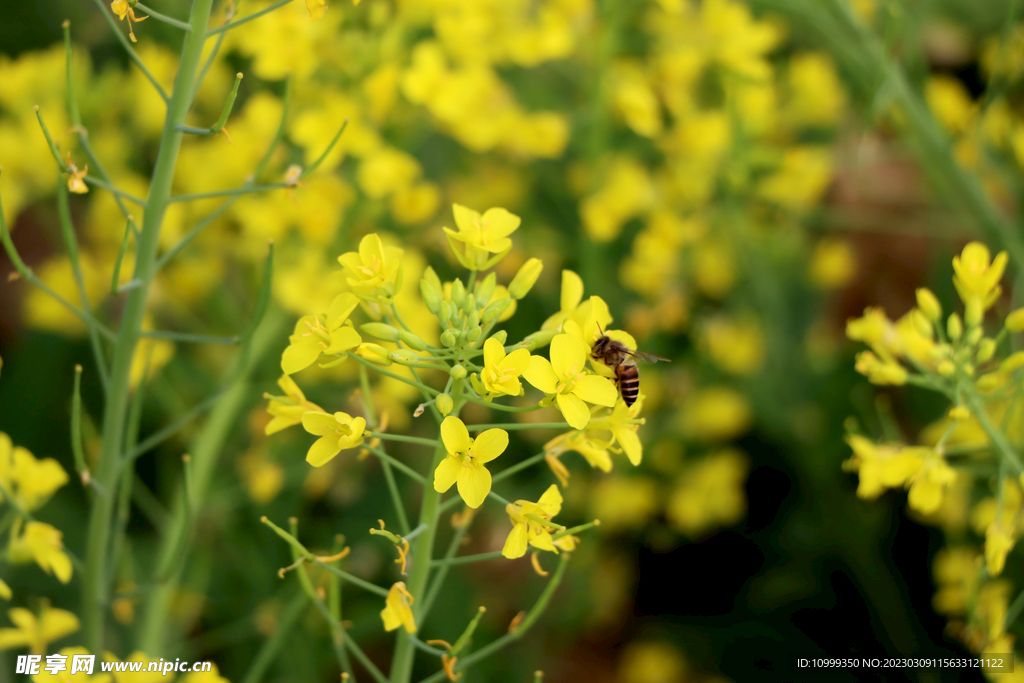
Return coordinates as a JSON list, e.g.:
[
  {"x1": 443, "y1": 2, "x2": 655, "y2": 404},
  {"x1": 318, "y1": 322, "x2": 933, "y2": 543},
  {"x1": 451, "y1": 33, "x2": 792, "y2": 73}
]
[
  {"x1": 137, "y1": 307, "x2": 287, "y2": 653},
  {"x1": 81, "y1": 0, "x2": 216, "y2": 655},
  {"x1": 389, "y1": 432, "x2": 450, "y2": 682}
]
